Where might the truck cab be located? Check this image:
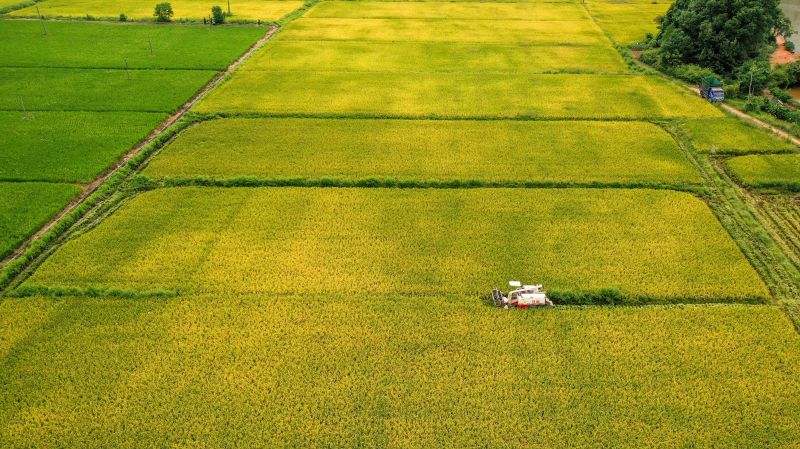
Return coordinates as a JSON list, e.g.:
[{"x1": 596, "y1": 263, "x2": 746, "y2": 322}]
[{"x1": 699, "y1": 77, "x2": 725, "y2": 102}]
